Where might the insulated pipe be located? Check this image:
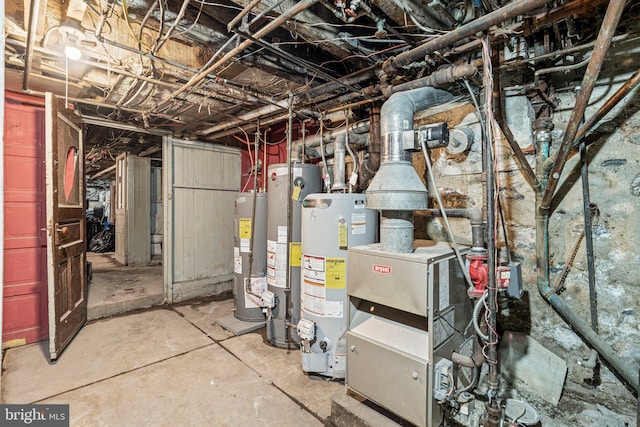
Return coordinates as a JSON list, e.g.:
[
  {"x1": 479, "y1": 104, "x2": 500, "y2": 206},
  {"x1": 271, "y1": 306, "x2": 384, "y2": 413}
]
[
  {"x1": 23, "y1": 0, "x2": 41, "y2": 91},
  {"x1": 381, "y1": 0, "x2": 555, "y2": 77},
  {"x1": 303, "y1": 133, "x2": 368, "y2": 159},
  {"x1": 332, "y1": 134, "x2": 348, "y2": 191},
  {"x1": 153, "y1": 0, "x2": 318, "y2": 113},
  {"x1": 541, "y1": 0, "x2": 626, "y2": 210}
]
